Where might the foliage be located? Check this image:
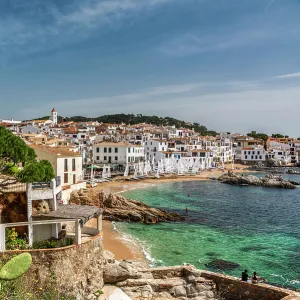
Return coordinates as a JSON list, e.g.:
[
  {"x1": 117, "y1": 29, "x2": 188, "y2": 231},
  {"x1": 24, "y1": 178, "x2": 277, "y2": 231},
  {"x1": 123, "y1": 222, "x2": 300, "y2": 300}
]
[
  {"x1": 17, "y1": 160, "x2": 55, "y2": 183},
  {"x1": 59, "y1": 237, "x2": 75, "y2": 248},
  {"x1": 0, "y1": 126, "x2": 55, "y2": 183},
  {"x1": 0, "y1": 127, "x2": 36, "y2": 164},
  {"x1": 0, "y1": 253, "x2": 32, "y2": 281},
  {"x1": 0, "y1": 265, "x2": 75, "y2": 300},
  {"x1": 5, "y1": 229, "x2": 28, "y2": 251},
  {"x1": 1, "y1": 163, "x2": 19, "y2": 176},
  {"x1": 271, "y1": 133, "x2": 285, "y2": 138},
  {"x1": 32, "y1": 240, "x2": 58, "y2": 249},
  {"x1": 32, "y1": 237, "x2": 74, "y2": 249},
  {"x1": 32, "y1": 113, "x2": 216, "y2": 136},
  {"x1": 247, "y1": 131, "x2": 269, "y2": 142}
]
